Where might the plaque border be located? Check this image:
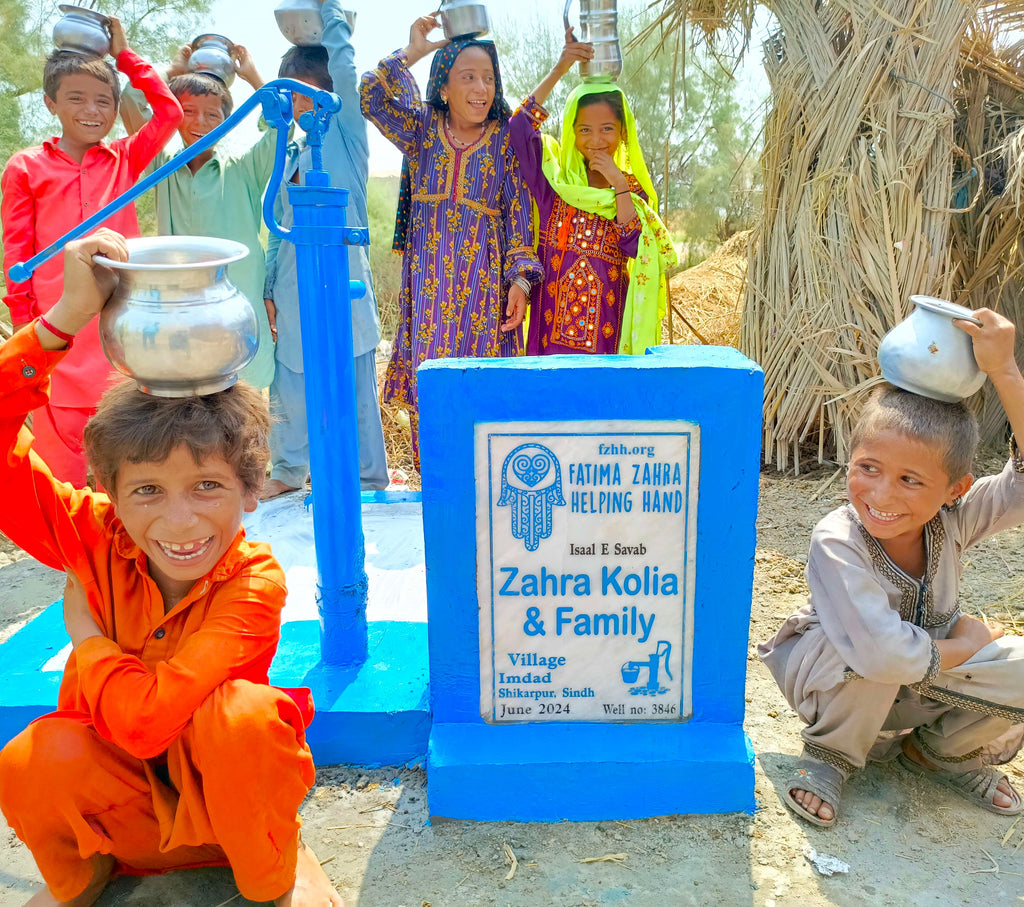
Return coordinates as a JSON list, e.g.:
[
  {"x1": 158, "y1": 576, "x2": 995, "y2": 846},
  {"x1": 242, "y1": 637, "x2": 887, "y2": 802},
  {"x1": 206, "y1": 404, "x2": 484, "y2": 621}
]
[{"x1": 476, "y1": 420, "x2": 700, "y2": 725}]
